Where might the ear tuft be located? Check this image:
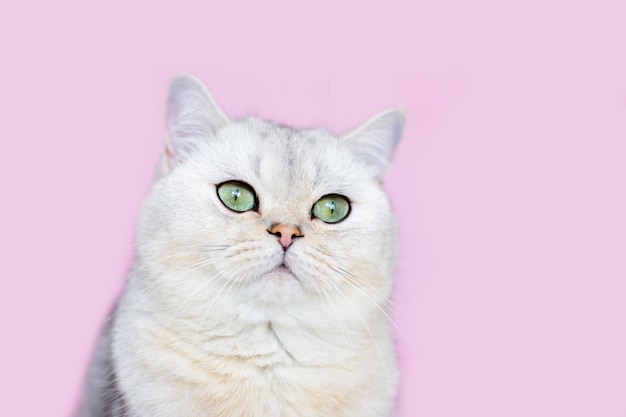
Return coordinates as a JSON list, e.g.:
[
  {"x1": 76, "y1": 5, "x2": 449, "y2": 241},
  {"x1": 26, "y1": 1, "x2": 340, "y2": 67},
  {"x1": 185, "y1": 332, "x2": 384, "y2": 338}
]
[
  {"x1": 163, "y1": 74, "x2": 230, "y2": 173},
  {"x1": 341, "y1": 108, "x2": 405, "y2": 180}
]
